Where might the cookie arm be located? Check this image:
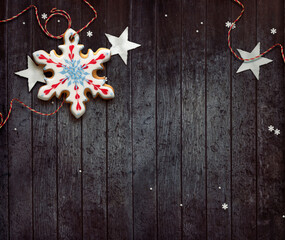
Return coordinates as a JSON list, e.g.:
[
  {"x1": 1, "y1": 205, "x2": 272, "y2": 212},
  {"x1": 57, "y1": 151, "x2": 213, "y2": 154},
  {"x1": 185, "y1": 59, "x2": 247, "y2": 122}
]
[{"x1": 33, "y1": 50, "x2": 51, "y2": 65}]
